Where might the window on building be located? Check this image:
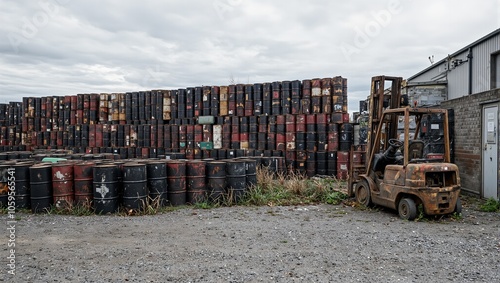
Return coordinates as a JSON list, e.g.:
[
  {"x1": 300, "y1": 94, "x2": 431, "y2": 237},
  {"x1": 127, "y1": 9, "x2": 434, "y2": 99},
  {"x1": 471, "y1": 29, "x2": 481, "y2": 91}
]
[{"x1": 493, "y1": 52, "x2": 500, "y2": 89}]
